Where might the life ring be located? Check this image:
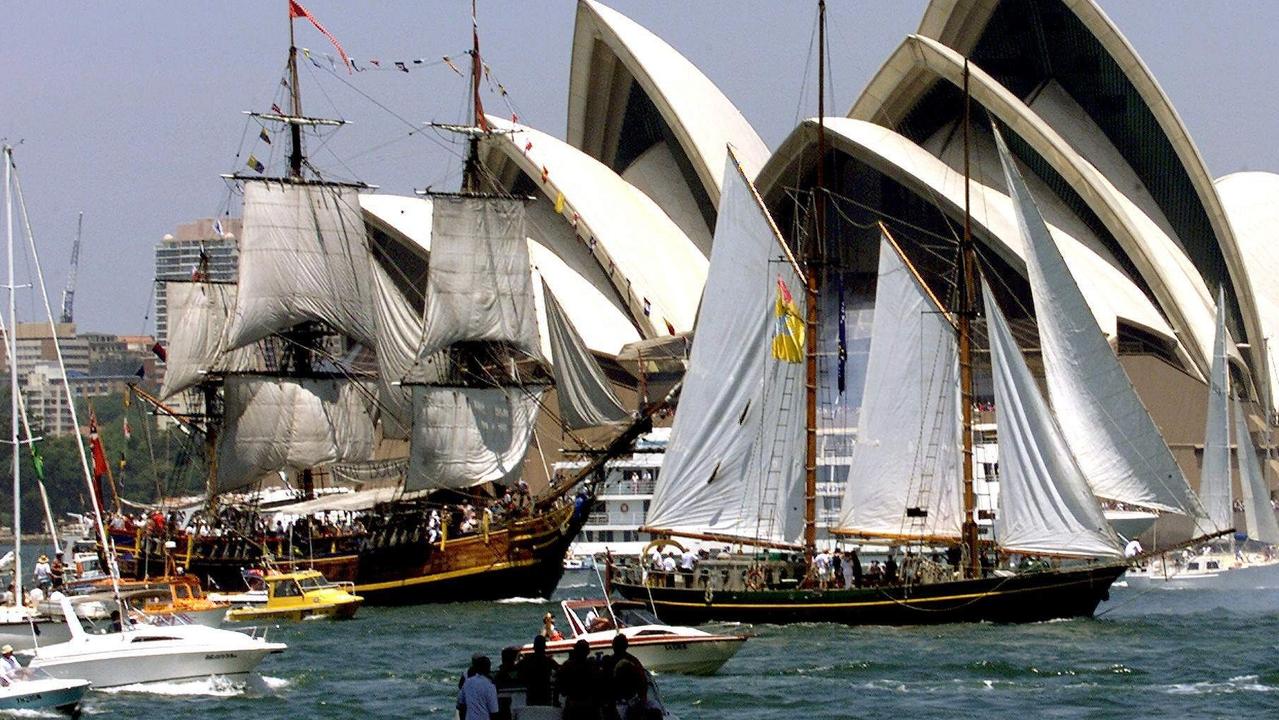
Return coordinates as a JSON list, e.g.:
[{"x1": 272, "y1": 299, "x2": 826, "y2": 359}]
[
  {"x1": 619, "y1": 502, "x2": 630, "y2": 513},
  {"x1": 640, "y1": 538, "x2": 686, "y2": 560}
]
